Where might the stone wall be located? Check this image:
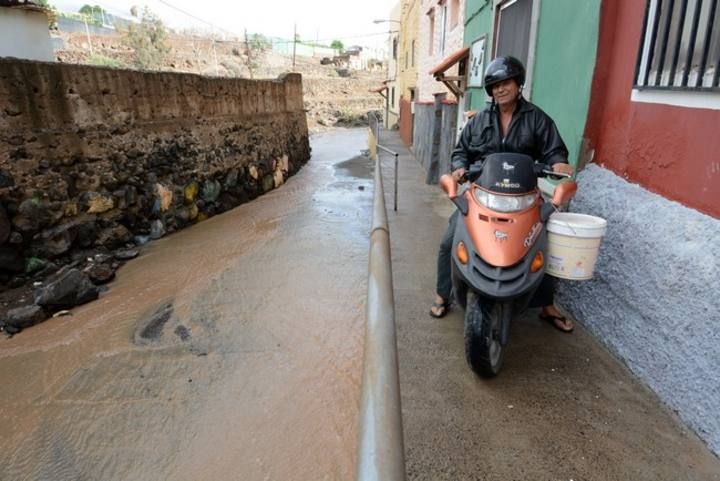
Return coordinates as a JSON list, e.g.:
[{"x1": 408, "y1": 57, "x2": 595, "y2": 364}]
[
  {"x1": 557, "y1": 164, "x2": 720, "y2": 456},
  {"x1": 0, "y1": 59, "x2": 309, "y2": 292}
]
